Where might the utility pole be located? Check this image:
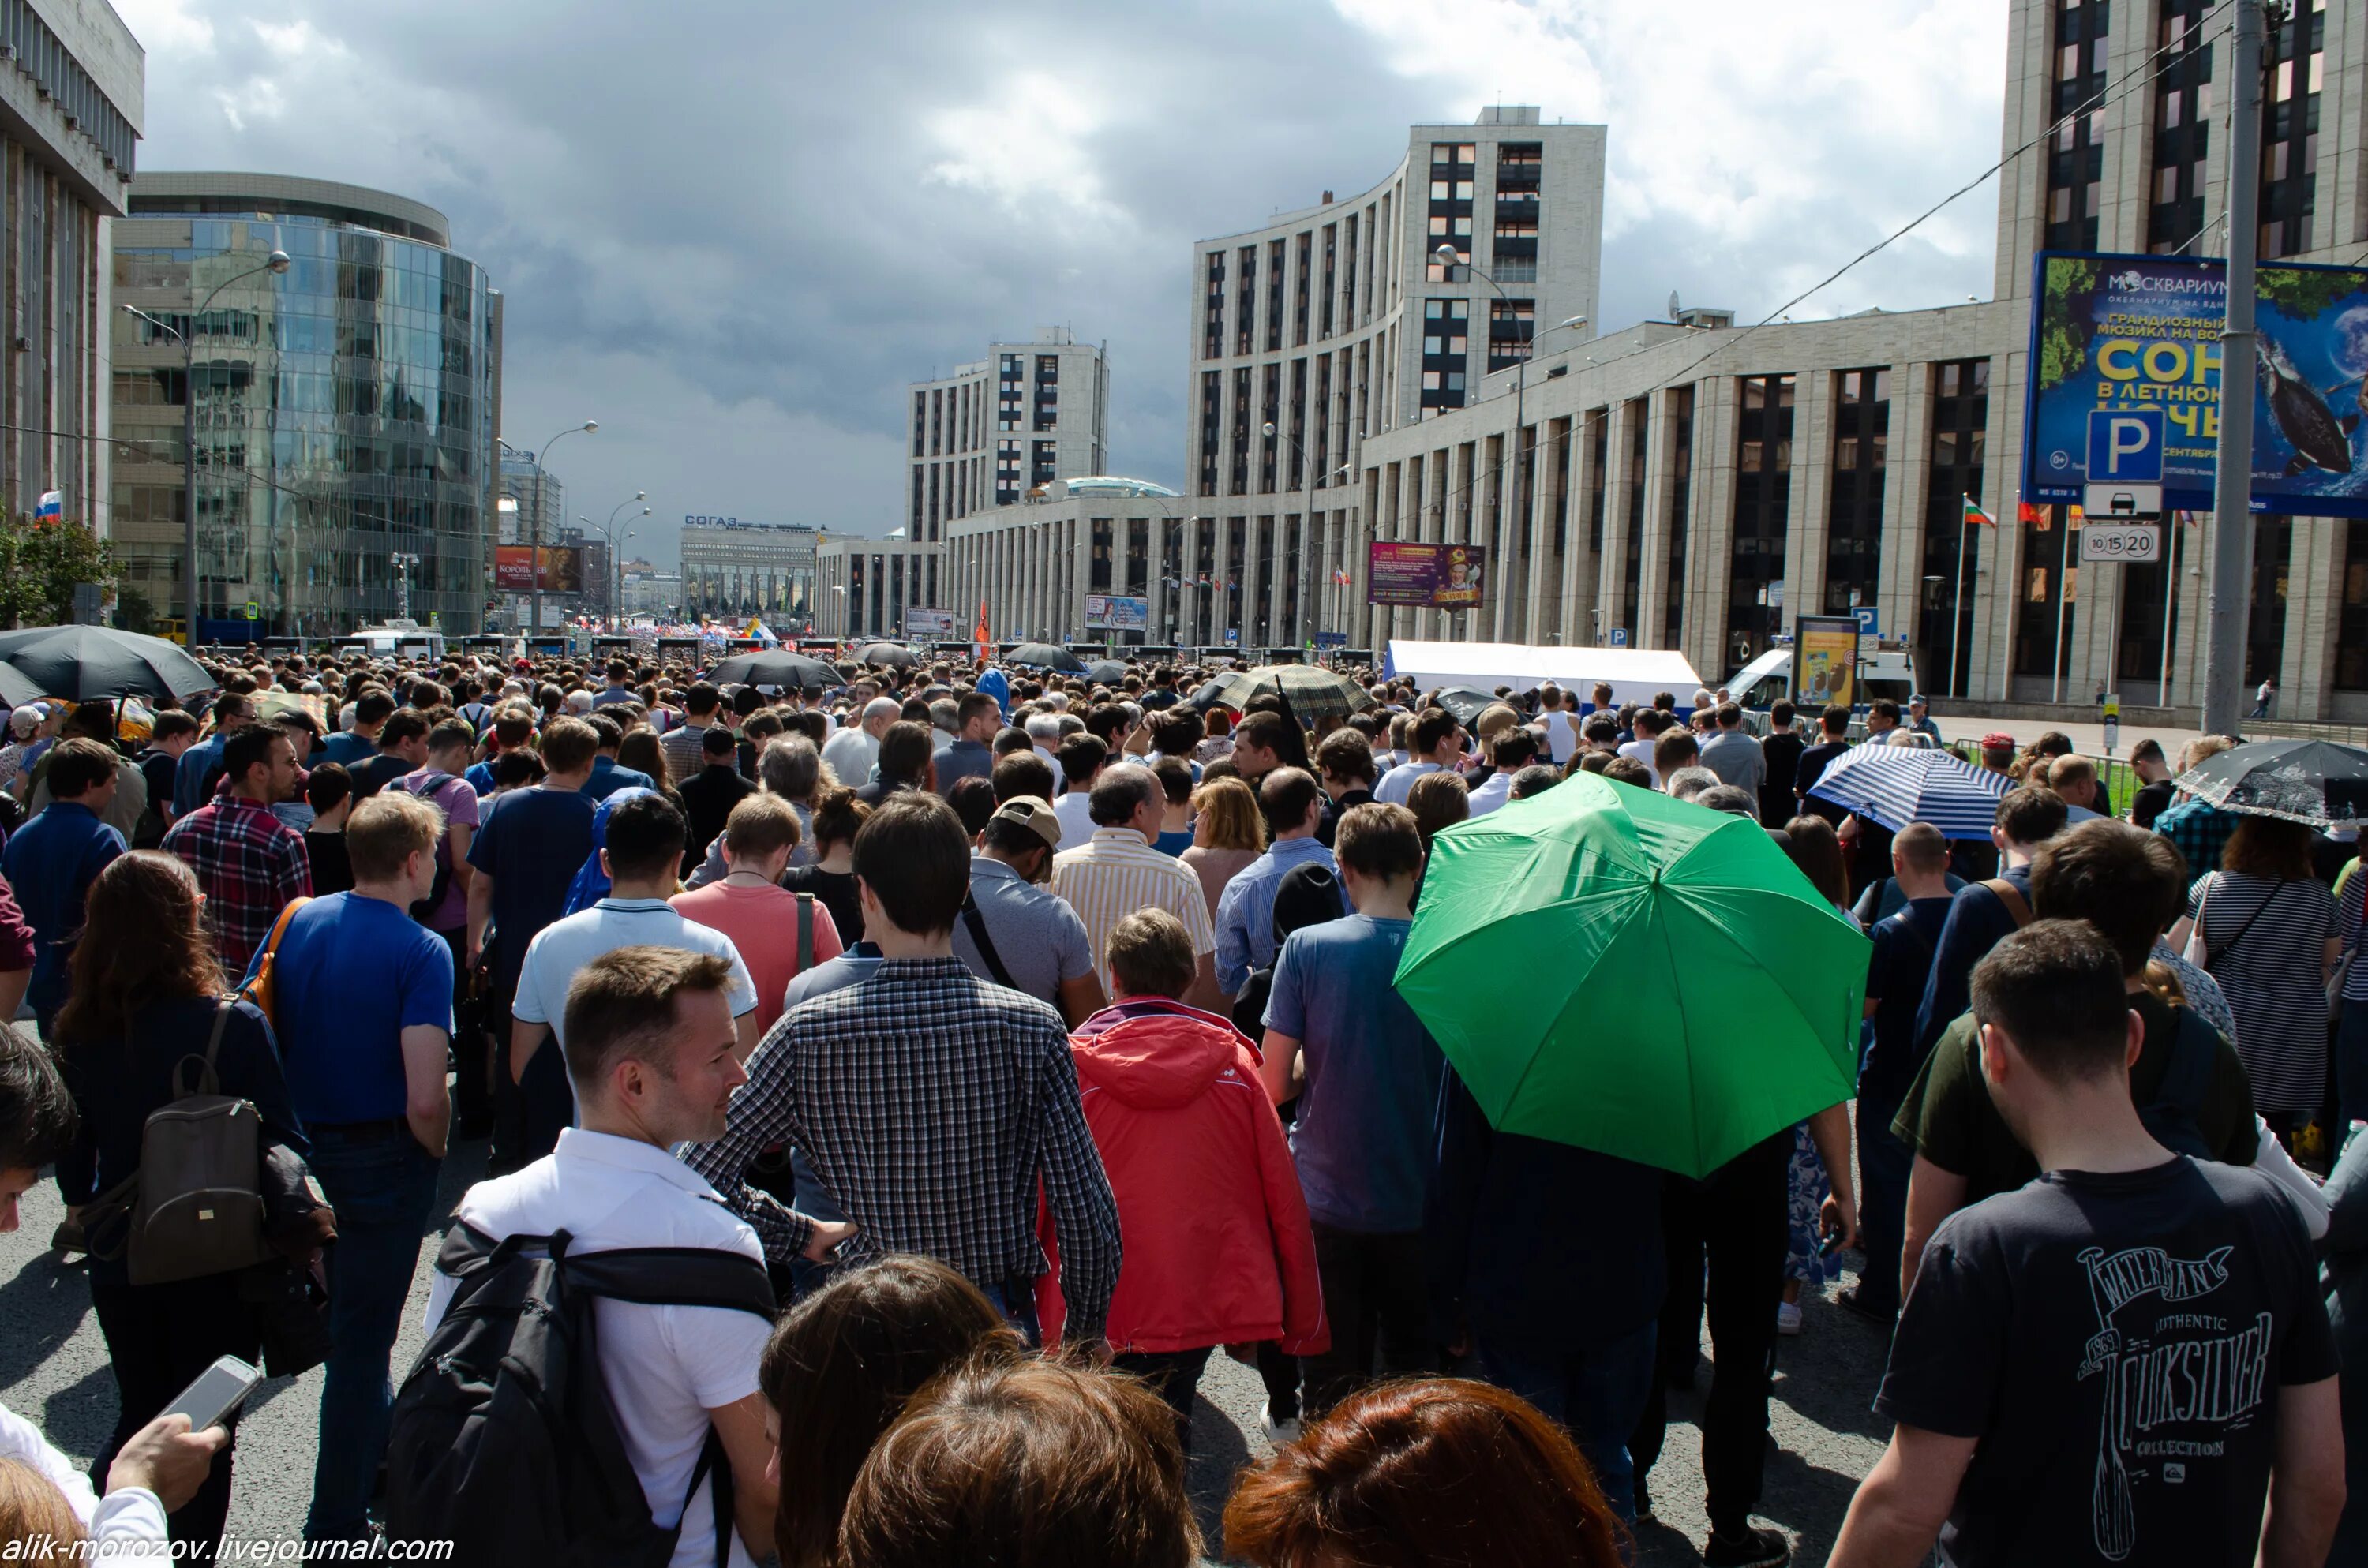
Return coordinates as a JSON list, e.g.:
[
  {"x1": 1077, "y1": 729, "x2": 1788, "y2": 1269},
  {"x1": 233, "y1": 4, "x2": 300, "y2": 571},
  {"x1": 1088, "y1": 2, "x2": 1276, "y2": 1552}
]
[{"x1": 2201, "y1": 0, "x2": 2267, "y2": 736}]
